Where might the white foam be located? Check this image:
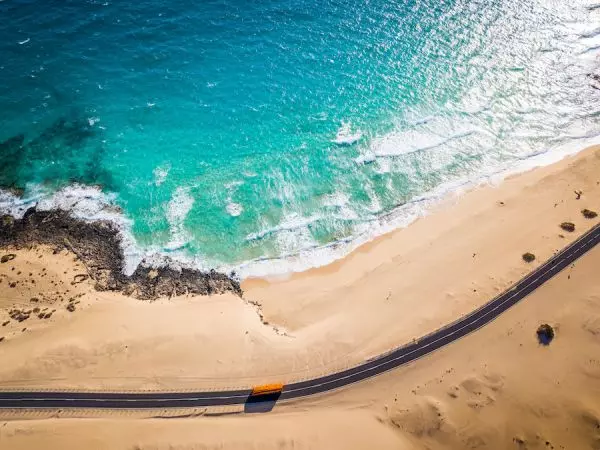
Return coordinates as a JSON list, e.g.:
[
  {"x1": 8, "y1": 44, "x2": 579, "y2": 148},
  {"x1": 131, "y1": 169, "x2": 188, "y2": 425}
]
[
  {"x1": 164, "y1": 186, "x2": 194, "y2": 250},
  {"x1": 232, "y1": 131, "x2": 600, "y2": 279},
  {"x1": 355, "y1": 151, "x2": 376, "y2": 165},
  {"x1": 224, "y1": 180, "x2": 244, "y2": 189},
  {"x1": 226, "y1": 202, "x2": 243, "y2": 217},
  {"x1": 153, "y1": 164, "x2": 170, "y2": 186},
  {"x1": 87, "y1": 117, "x2": 100, "y2": 127},
  {"x1": 0, "y1": 184, "x2": 143, "y2": 275},
  {"x1": 364, "y1": 183, "x2": 382, "y2": 214},
  {"x1": 322, "y1": 192, "x2": 359, "y2": 220},
  {"x1": 274, "y1": 224, "x2": 317, "y2": 256},
  {"x1": 410, "y1": 115, "x2": 436, "y2": 126},
  {"x1": 245, "y1": 213, "x2": 321, "y2": 242},
  {"x1": 332, "y1": 121, "x2": 363, "y2": 145},
  {"x1": 1, "y1": 6, "x2": 599, "y2": 281},
  {"x1": 0, "y1": 190, "x2": 32, "y2": 219},
  {"x1": 224, "y1": 181, "x2": 244, "y2": 217},
  {"x1": 1, "y1": 127, "x2": 599, "y2": 281},
  {"x1": 579, "y1": 26, "x2": 600, "y2": 38},
  {"x1": 368, "y1": 128, "x2": 477, "y2": 159}
]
